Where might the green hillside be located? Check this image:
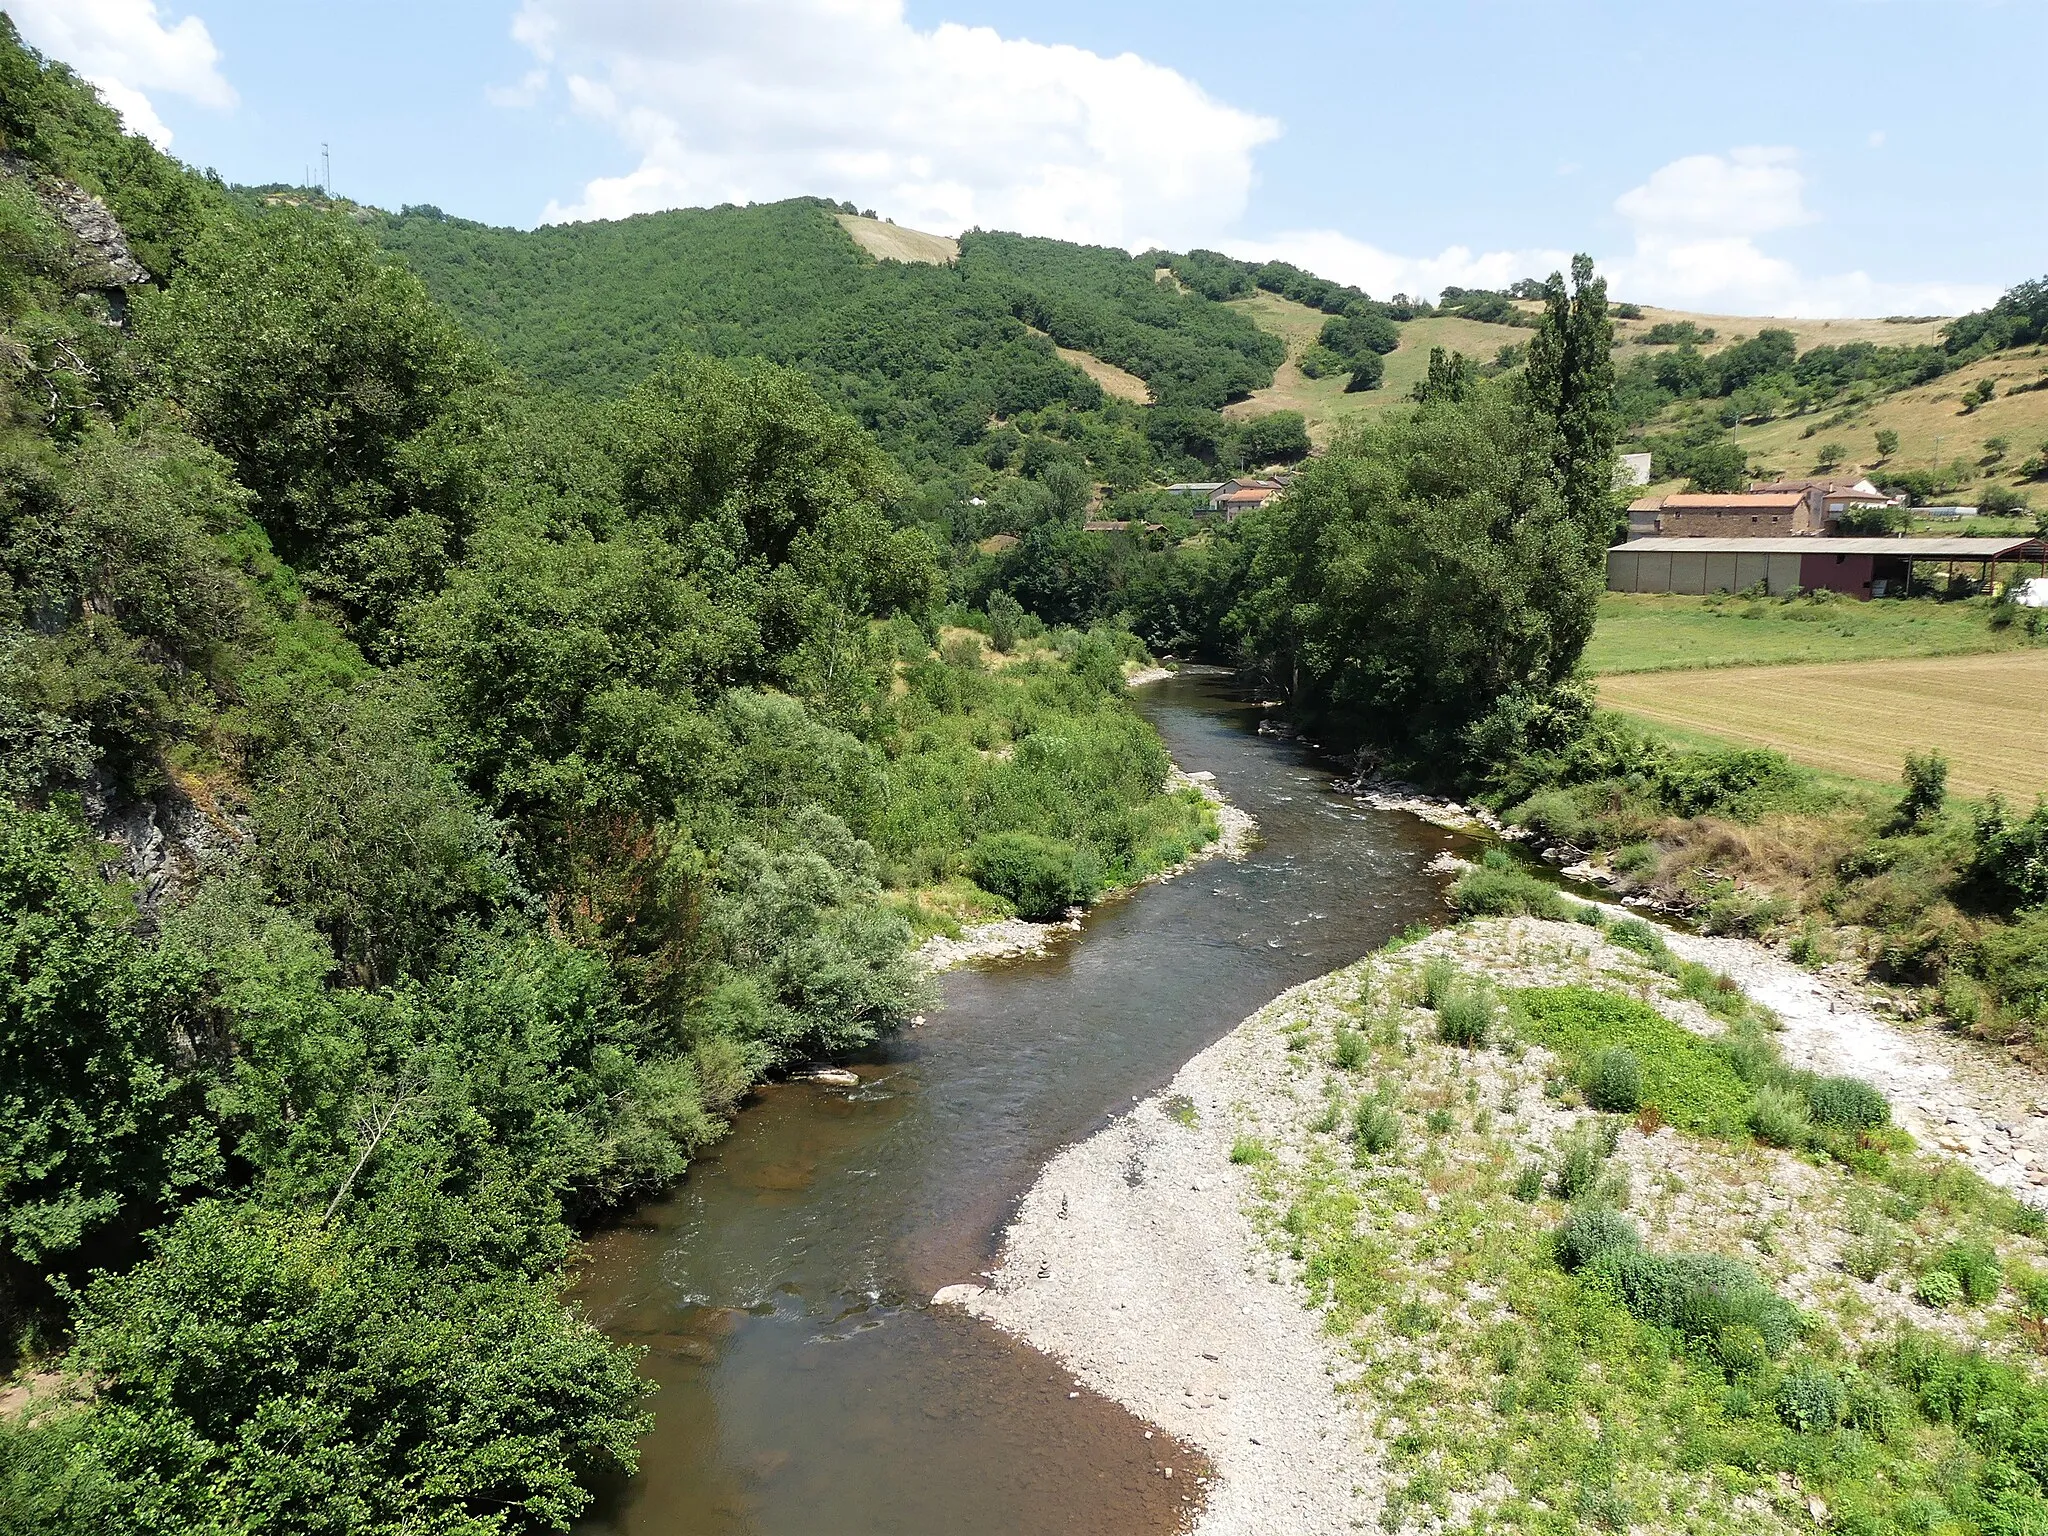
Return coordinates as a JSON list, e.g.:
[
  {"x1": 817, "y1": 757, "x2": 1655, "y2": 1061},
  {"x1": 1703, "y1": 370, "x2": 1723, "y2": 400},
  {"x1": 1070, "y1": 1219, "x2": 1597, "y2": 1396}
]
[{"x1": 374, "y1": 199, "x2": 1285, "y2": 483}]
